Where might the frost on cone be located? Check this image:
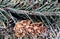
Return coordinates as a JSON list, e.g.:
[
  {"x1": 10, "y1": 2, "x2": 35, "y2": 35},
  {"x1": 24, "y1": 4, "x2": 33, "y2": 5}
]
[{"x1": 13, "y1": 20, "x2": 46, "y2": 37}]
